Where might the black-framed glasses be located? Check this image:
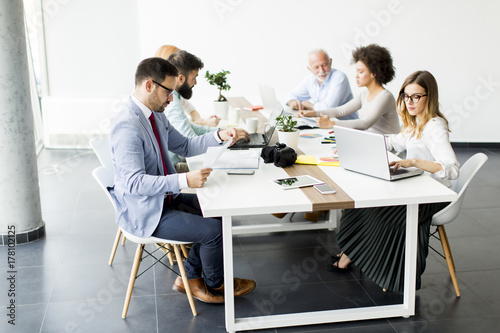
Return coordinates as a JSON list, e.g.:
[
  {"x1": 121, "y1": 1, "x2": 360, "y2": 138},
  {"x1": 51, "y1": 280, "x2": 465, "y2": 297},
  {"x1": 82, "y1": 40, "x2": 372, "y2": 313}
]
[
  {"x1": 152, "y1": 80, "x2": 174, "y2": 97},
  {"x1": 402, "y1": 93, "x2": 427, "y2": 103}
]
